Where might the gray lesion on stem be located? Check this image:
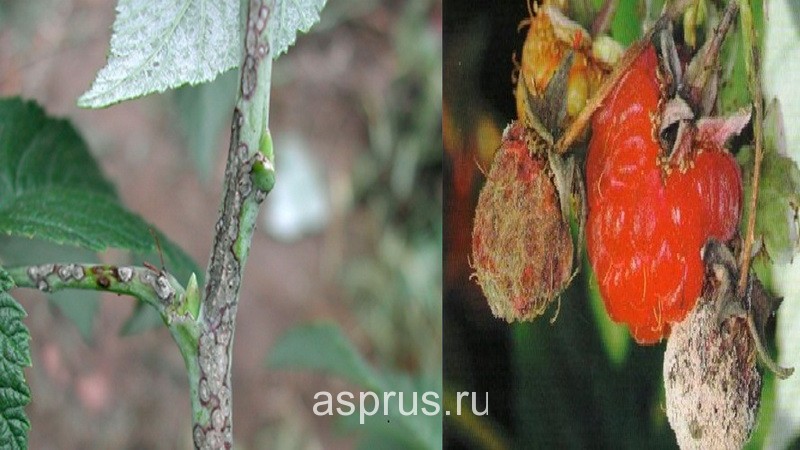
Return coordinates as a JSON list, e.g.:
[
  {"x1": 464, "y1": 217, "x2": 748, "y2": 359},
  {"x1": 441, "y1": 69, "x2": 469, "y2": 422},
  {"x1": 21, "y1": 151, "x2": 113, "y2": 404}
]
[
  {"x1": 11, "y1": 263, "x2": 184, "y2": 312},
  {"x1": 7, "y1": 262, "x2": 200, "y2": 326},
  {"x1": 193, "y1": 0, "x2": 276, "y2": 448},
  {"x1": 9, "y1": 260, "x2": 207, "y2": 433}
]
